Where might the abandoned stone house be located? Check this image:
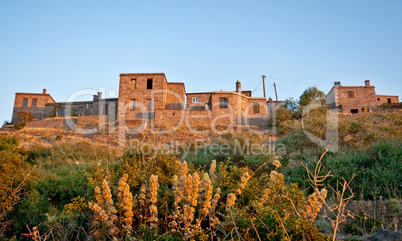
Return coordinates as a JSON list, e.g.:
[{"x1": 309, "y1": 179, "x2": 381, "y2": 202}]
[
  {"x1": 326, "y1": 80, "x2": 399, "y2": 114},
  {"x1": 11, "y1": 89, "x2": 55, "y2": 123},
  {"x1": 11, "y1": 90, "x2": 118, "y2": 125}
]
